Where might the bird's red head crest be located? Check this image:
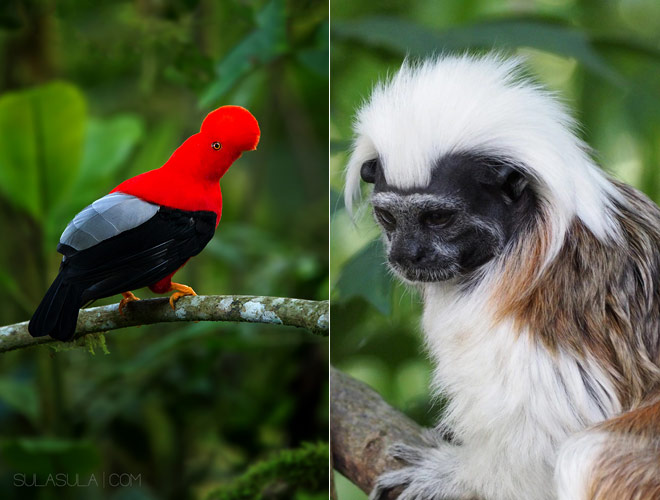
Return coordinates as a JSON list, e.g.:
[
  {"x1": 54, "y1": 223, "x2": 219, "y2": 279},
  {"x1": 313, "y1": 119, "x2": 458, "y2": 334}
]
[{"x1": 200, "y1": 105, "x2": 260, "y2": 153}]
